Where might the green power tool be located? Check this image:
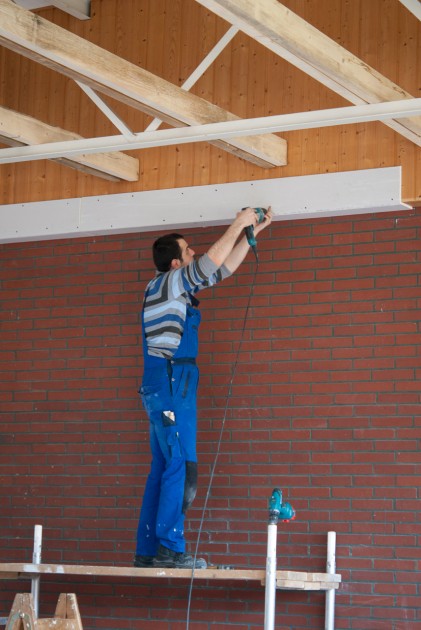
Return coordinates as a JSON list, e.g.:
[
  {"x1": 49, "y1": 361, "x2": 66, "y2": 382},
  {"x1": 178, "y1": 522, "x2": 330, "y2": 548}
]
[
  {"x1": 242, "y1": 207, "x2": 268, "y2": 252},
  {"x1": 268, "y1": 488, "x2": 295, "y2": 524}
]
